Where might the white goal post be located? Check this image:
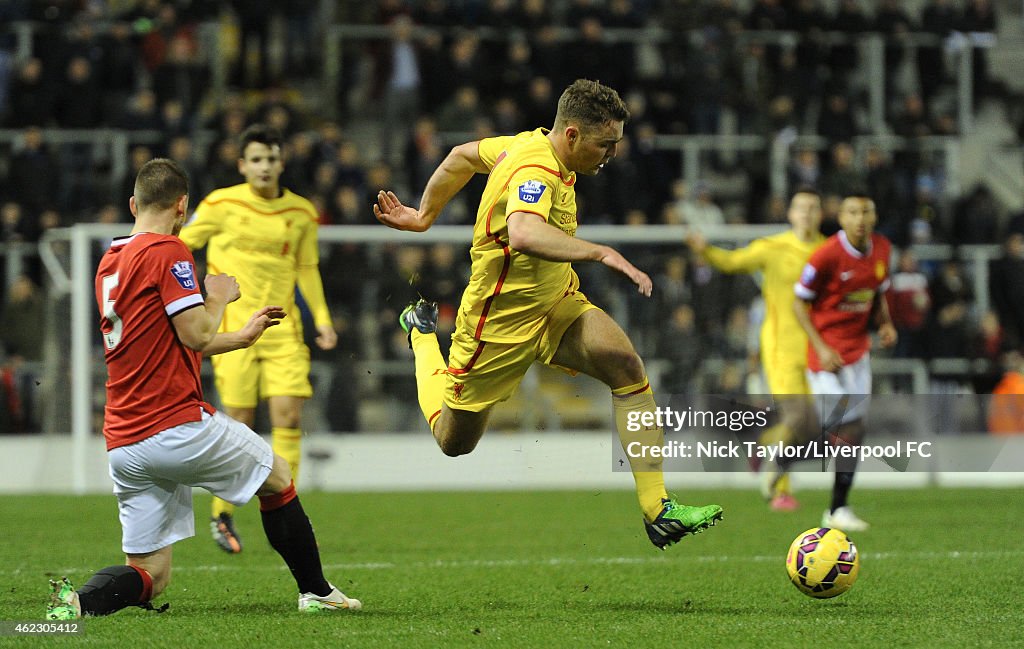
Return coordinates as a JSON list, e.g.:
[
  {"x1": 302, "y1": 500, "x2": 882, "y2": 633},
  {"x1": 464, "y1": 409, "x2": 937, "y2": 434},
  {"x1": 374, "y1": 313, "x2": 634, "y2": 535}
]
[{"x1": 38, "y1": 223, "x2": 1002, "y2": 493}]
